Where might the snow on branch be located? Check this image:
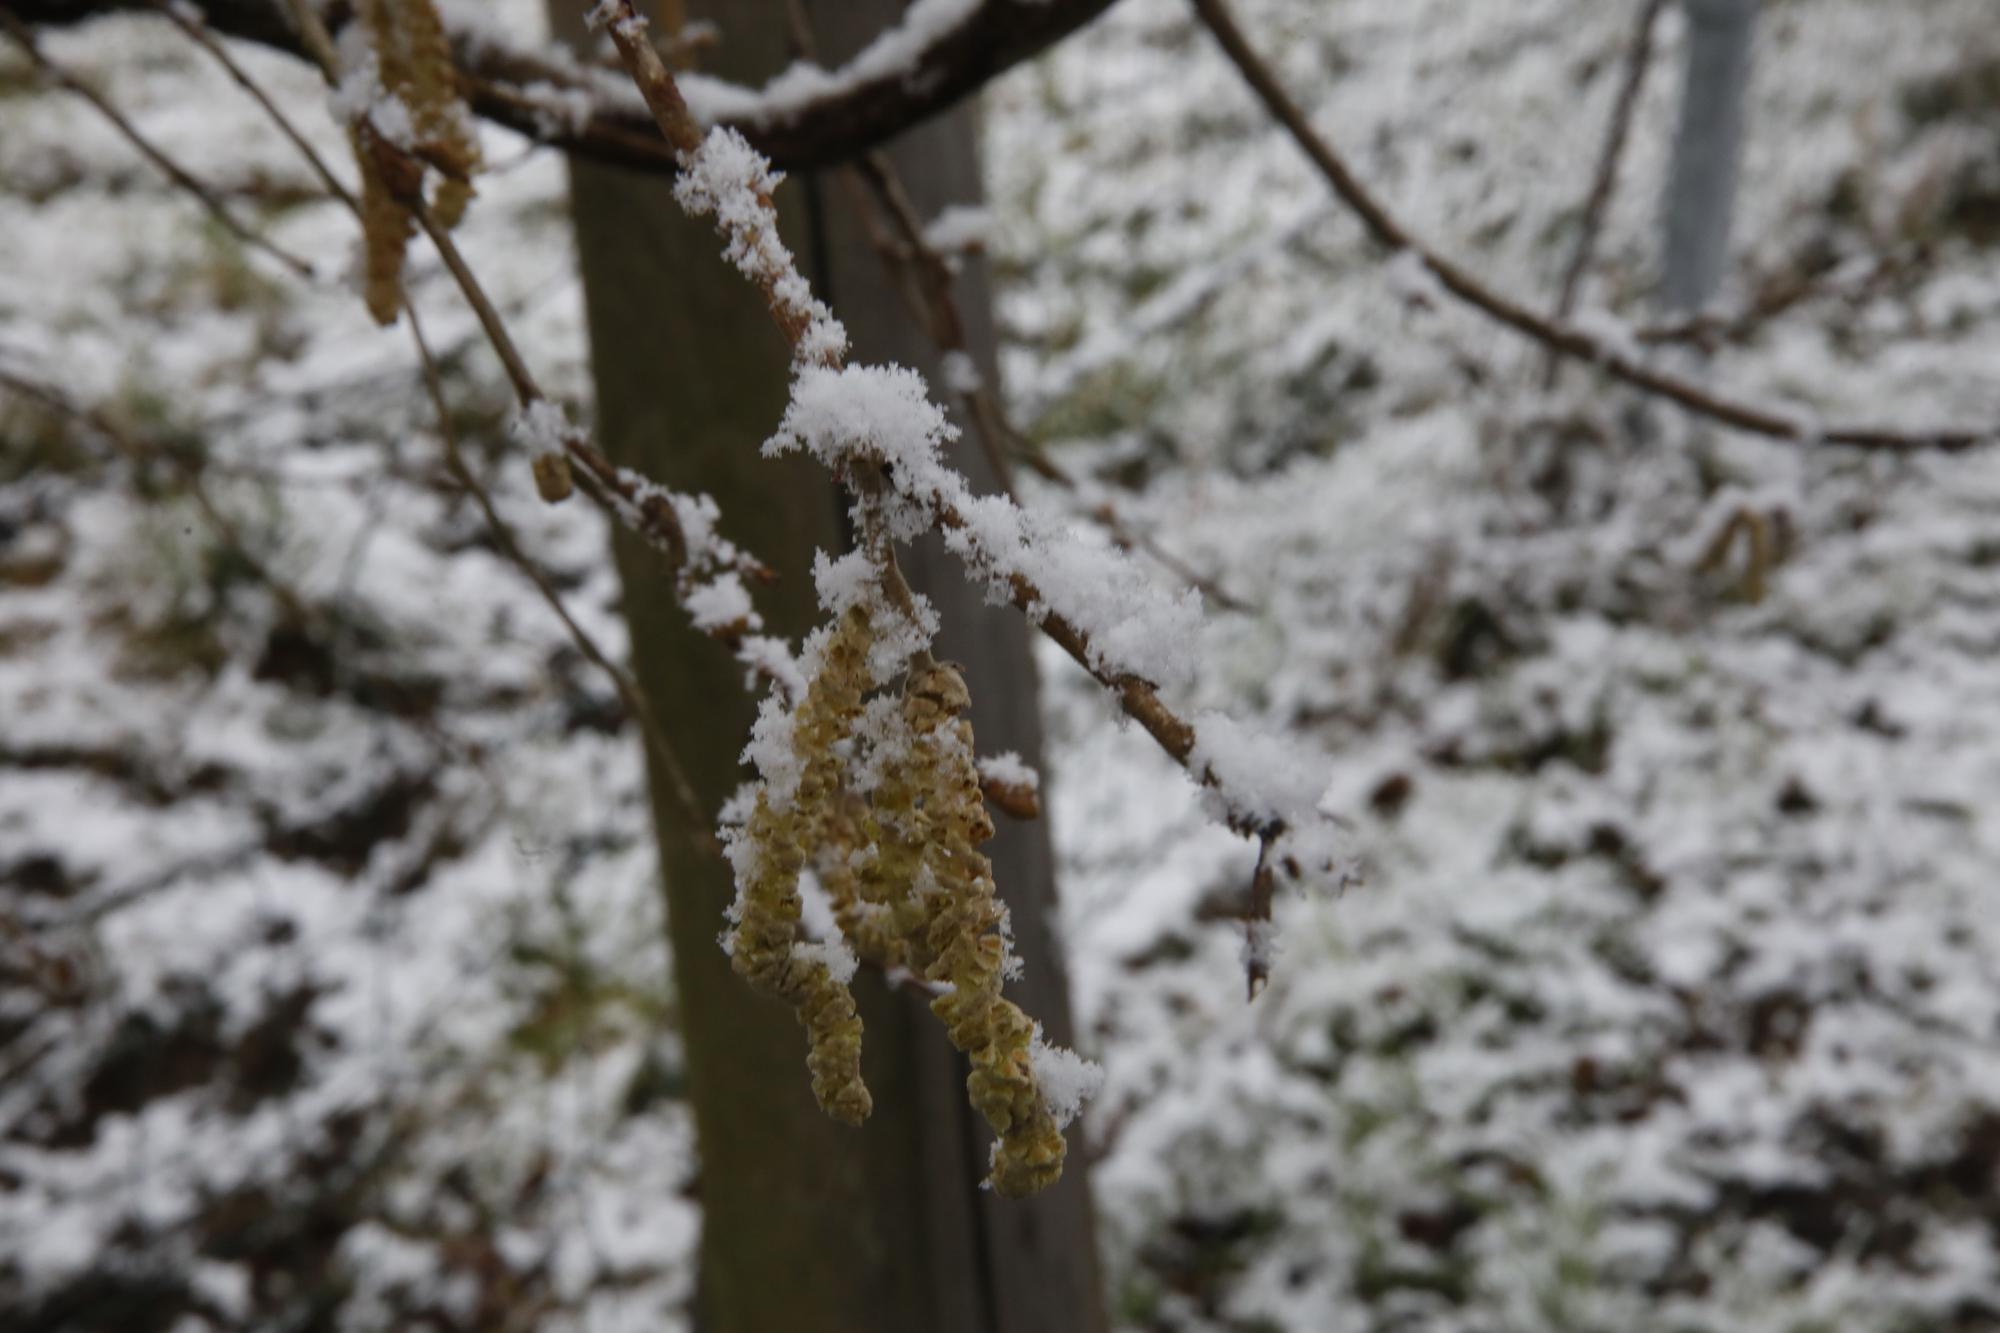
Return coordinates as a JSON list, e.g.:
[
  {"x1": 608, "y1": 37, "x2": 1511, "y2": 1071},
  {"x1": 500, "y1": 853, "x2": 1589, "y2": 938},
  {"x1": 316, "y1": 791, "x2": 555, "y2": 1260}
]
[
  {"x1": 9, "y1": 0, "x2": 1121, "y2": 174},
  {"x1": 837, "y1": 145, "x2": 1249, "y2": 610},
  {"x1": 253, "y1": 0, "x2": 807, "y2": 709},
  {"x1": 592, "y1": 0, "x2": 1355, "y2": 1192},
  {"x1": 674, "y1": 129, "x2": 847, "y2": 368}
]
